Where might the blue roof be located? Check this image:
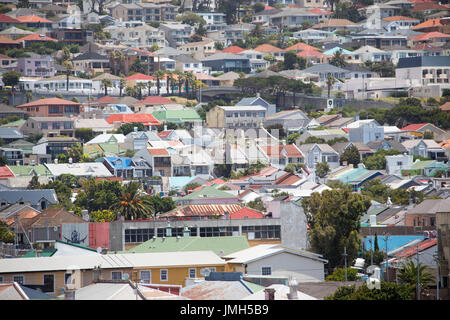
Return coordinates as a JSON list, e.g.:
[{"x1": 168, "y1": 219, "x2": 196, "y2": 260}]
[
  {"x1": 323, "y1": 47, "x2": 353, "y2": 55},
  {"x1": 104, "y1": 157, "x2": 133, "y2": 169},
  {"x1": 169, "y1": 176, "x2": 197, "y2": 190},
  {"x1": 364, "y1": 235, "x2": 424, "y2": 253},
  {"x1": 108, "y1": 104, "x2": 134, "y2": 114}
]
